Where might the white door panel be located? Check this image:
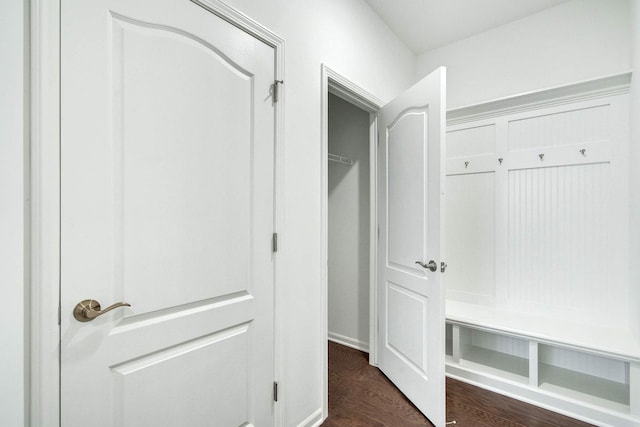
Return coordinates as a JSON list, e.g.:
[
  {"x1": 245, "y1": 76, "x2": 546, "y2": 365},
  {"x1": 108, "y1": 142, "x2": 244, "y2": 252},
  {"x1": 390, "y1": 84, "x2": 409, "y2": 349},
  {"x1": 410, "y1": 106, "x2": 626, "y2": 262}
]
[
  {"x1": 114, "y1": 14, "x2": 256, "y2": 313},
  {"x1": 61, "y1": 1, "x2": 275, "y2": 425},
  {"x1": 387, "y1": 109, "x2": 428, "y2": 272},
  {"x1": 386, "y1": 282, "x2": 429, "y2": 373},
  {"x1": 378, "y1": 67, "x2": 446, "y2": 427}
]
